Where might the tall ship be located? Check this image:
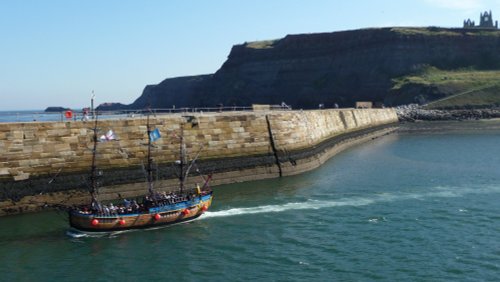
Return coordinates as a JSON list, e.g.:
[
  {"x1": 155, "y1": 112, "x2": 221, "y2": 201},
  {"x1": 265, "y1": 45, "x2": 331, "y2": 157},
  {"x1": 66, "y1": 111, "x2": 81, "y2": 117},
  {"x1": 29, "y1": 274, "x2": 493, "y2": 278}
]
[{"x1": 68, "y1": 115, "x2": 213, "y2": 232}]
